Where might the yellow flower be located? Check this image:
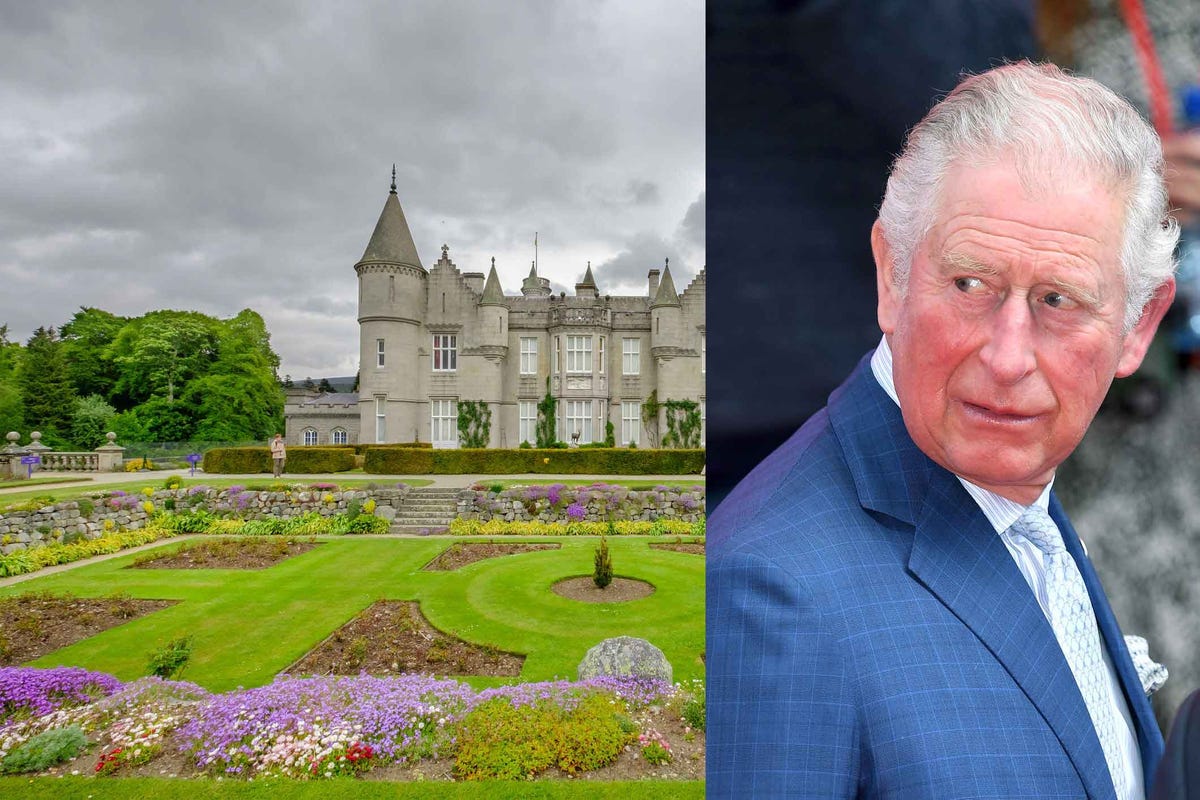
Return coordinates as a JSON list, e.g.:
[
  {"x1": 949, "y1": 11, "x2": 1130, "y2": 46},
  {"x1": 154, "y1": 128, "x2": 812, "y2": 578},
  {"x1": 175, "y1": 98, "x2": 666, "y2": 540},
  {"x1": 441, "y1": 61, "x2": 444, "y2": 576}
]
[
  {"x1": 543, "y1": 458, "x2": 550, "y2": 464},
  {"x1": 142, "y1": 501, "x2": 155, "y2": 514},
  {"x1": 363, "y1": 499, "x2": 376, "y2": 514},
  {"x1": 323, "y1": 493, "x2": 334, "y2": 504},
  {"x1": 142, "y1": 487, "x2": 154, "y2": 497}
]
